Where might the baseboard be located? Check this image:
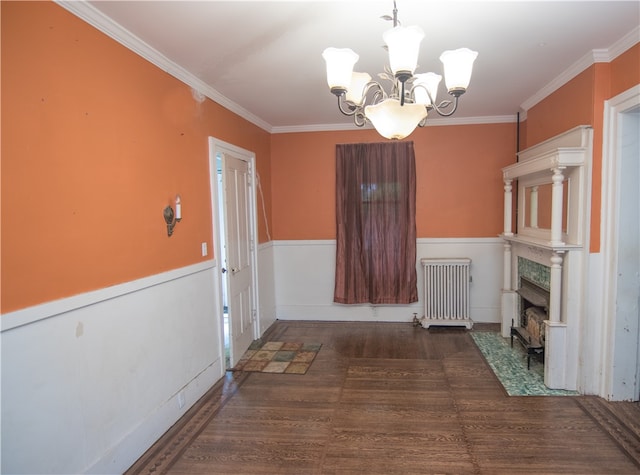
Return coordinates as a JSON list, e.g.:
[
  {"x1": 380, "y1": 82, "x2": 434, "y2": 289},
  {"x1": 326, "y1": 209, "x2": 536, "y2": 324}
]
[{"x1": 276, "y1": 304, "x2": 500, "y2": 323}]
